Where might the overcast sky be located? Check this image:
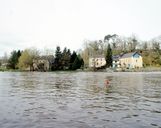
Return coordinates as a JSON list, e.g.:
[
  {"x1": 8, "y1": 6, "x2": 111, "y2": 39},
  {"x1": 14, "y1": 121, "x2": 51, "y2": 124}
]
[{"x1": 0, "y1": 0, "x2": 161, "y2": 56}]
